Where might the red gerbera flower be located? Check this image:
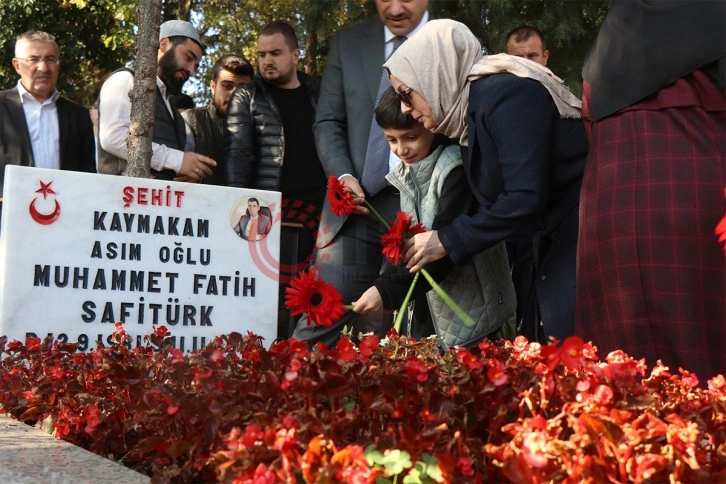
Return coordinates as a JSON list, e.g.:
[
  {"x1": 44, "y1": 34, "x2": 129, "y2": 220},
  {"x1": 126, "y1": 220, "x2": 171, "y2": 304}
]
[
  {"x1": 285, "y1": 270, "x2": 345, "y2": 327},
  {"x1": 381, "y1": 211, "x2": 426, "y2": 264},
  {"x1": 327, "y1": 176, "x2": 357, "y2": 216}
]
